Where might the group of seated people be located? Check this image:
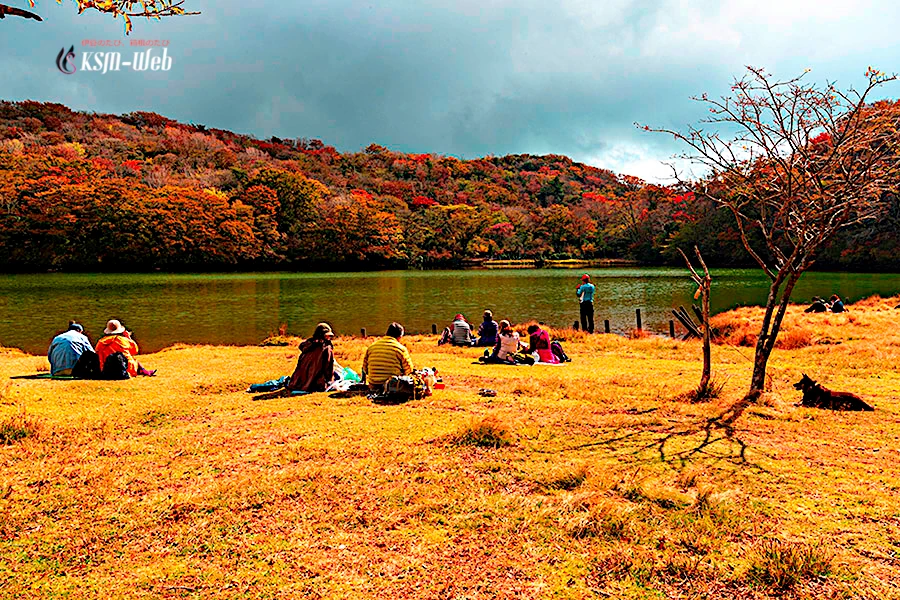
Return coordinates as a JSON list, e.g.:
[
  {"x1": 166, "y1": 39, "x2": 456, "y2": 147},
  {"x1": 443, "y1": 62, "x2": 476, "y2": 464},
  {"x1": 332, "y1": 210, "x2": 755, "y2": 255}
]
[
  {"x1": 282, "y1": 314, "x2": 563, "y2": 396},
  {"x1": 47, "y1": 312, "x2": 558, "y2": 394},
  {"x1": 282, "y1": 321, "x2": 415, "y2": 394},
  {"x1": 48, "y1": 319, "x2": 156, "y2": 379},
  {"x1": 804, "y1": 294, "x2": 846, "y2": 314},
  {"x1": 438, "y1": 310, "x2": 498, "y2": 347},
  {"x1": 438, "y1": 310, "x2": 564, "y2": 365}
]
